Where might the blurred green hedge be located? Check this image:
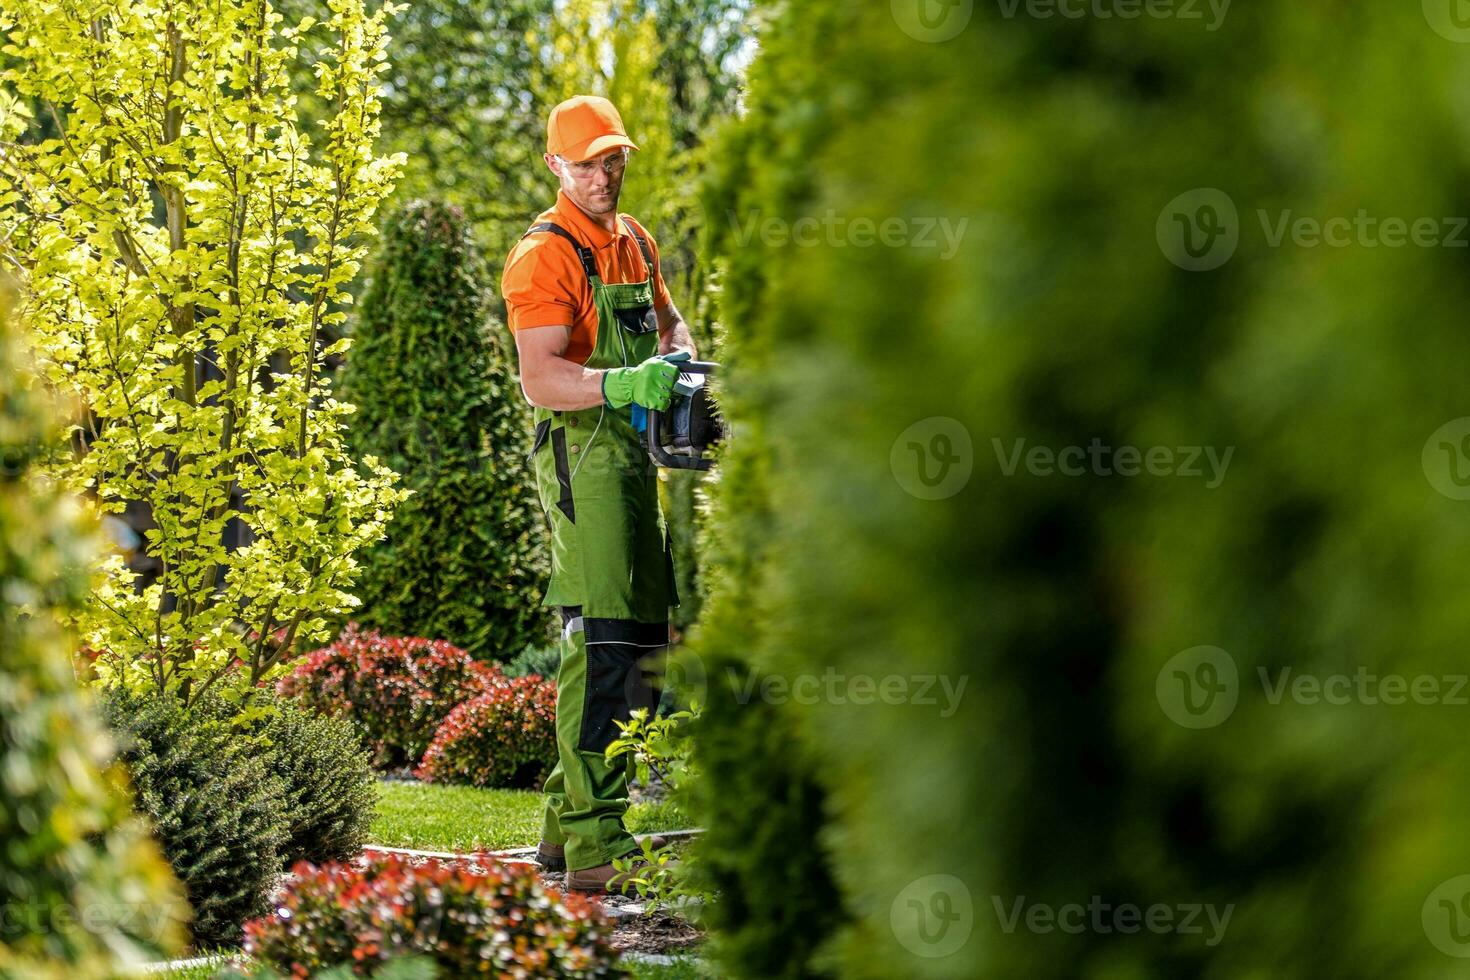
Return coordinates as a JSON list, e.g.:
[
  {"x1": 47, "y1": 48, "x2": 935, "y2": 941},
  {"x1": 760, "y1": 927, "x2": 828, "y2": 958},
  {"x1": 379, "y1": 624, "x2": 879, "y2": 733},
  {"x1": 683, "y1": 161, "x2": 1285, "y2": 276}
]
[
  {"x1": 0, "y1": 288, "x2": 187, "y2": 975},
  {"x1": 693, "y1": 2, "x2": 1470, "y2": 978}
]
